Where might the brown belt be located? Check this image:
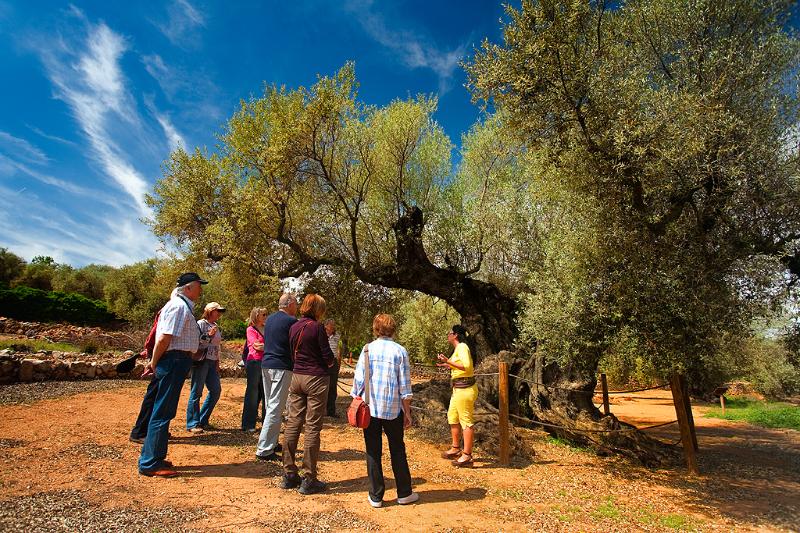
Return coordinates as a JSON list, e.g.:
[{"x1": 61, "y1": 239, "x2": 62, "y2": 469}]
[{"x1": 451, "y1": 376, "x2": 476, "y2": 389}]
